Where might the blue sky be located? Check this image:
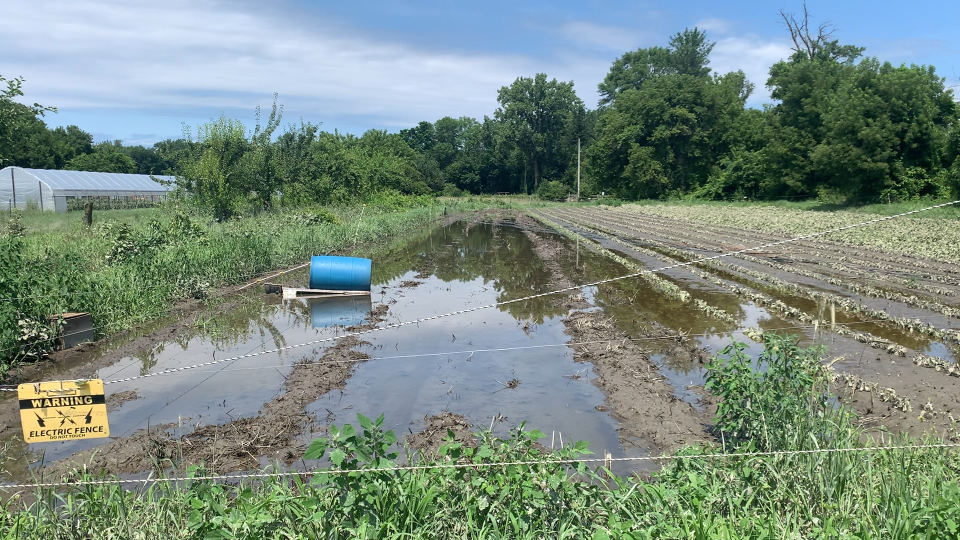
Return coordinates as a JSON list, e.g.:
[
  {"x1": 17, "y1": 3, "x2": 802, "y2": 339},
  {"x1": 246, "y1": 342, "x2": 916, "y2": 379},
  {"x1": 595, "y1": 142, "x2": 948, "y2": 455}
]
[{"x1": 5, "y1": 0, "x2": 959, "y2": 145}]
